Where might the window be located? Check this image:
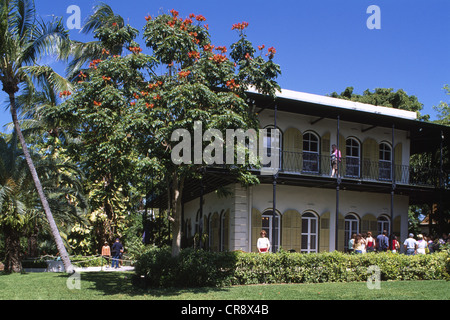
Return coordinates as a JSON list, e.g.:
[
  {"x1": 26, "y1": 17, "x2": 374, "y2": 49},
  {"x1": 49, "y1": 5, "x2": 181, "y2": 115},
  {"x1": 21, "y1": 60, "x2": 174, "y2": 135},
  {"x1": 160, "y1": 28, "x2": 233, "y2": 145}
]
[
  {"x1": 301, "y1": 212, "x2": 318, "y2": 253},
  {"x1": 344, "y1": 214, "x2": 359, "y2": 252},
  {"x1": 220, "y1": 210, "x2": 229, "y2": 251},
  {"x1": 262, "y1": 210, "x2": 280, "y2": 252},
  {"x1": 379, "y1": 142, "x2": 392, "y2": 180},
  {"x1": 377, "y1": 215, "x2": 390, "y2": 236},
  {"x1": 346, "y1": 138, "x2": 360, "y2": 177},
  {"x1": 262, "y1": 126, "x2": 282, "y2": 170},
  {"x1": 302, "y1": 132, "x2": 319, "y2": 173}
]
